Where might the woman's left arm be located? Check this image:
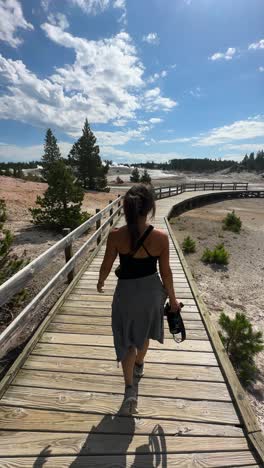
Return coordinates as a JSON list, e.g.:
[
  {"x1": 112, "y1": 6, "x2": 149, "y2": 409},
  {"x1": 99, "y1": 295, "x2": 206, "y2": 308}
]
[{"x1": 97, "y1": 229, "x2": 118, "y2": 292}]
